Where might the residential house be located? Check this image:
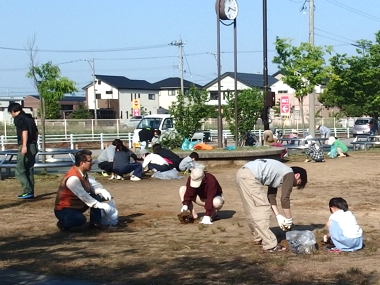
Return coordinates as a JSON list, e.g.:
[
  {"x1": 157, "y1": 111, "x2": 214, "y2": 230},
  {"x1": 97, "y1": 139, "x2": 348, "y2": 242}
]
[
  {"x1": 153, "y1": 77, "x2": 202, "y2": 110},
  {"x1": 0, "y1": 96, "x2": 27, "y2": 122},
  {"x1": 23, "y1": 95, "x2": 86, "y2": 118},
  {"x1": 83, "y1": 75, "x2": 160, "y2": 120},
  {"x1": 202, "y1": 72, "x2": 278, "y2": 105}
]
